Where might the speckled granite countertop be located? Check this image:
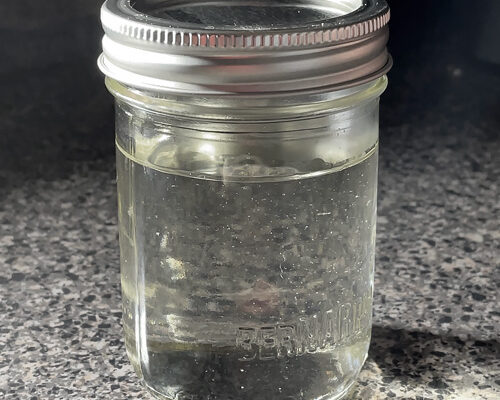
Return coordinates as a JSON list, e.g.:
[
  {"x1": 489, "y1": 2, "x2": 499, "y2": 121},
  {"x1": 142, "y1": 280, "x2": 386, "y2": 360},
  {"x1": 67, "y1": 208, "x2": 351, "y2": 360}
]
[{"x1": 1, "y1": 112, "x2": 499, "y2": 399}]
